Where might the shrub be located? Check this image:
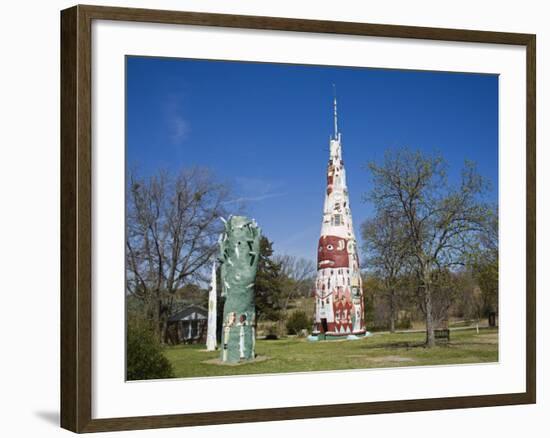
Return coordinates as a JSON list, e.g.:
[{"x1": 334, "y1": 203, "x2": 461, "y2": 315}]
[
  {"x1": 126, "y1": 320, "x2": 174, "y2": 381},
  {"x1": 368, "y1": 316, "x2": 412, "y2": 332},
  {"x1": 264, "y1": 323, "x2": 280, "y2": 340},
  {"x1": 285, "y1": 310, "x2": 311, "y2": 335},
  {"x1": 396, "y1": 316, "x2": 412, "y2": 330}
]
